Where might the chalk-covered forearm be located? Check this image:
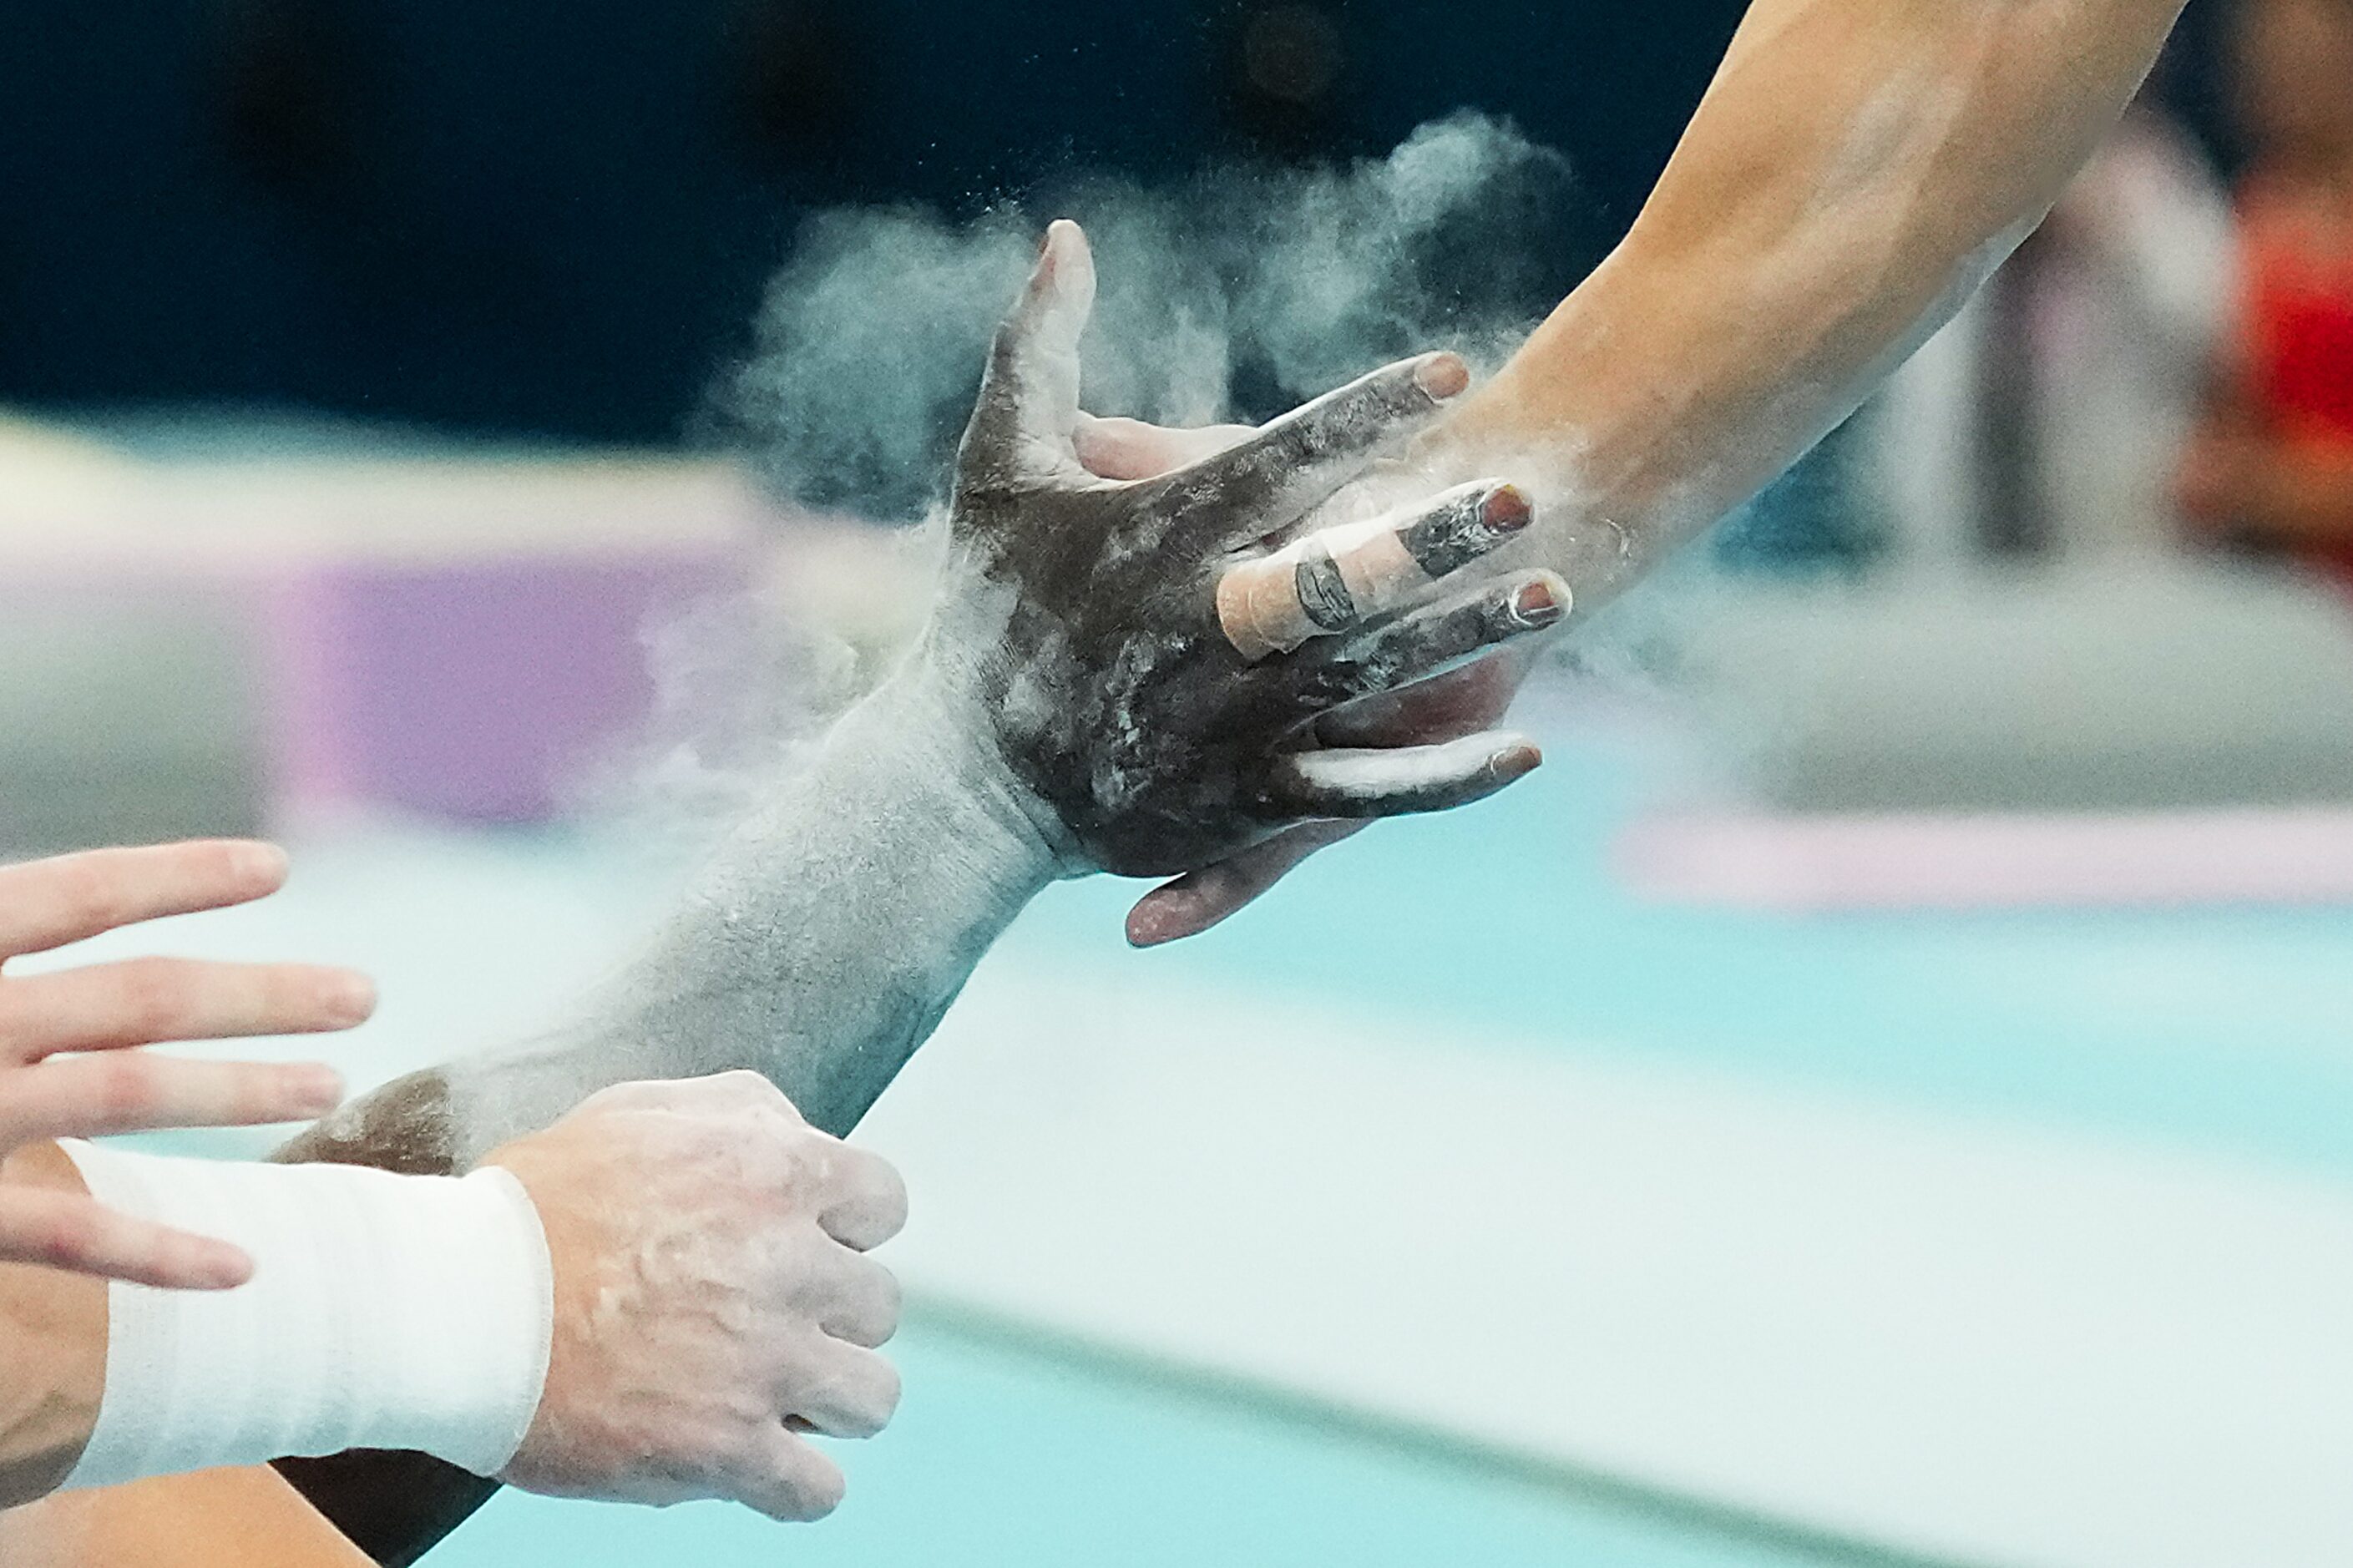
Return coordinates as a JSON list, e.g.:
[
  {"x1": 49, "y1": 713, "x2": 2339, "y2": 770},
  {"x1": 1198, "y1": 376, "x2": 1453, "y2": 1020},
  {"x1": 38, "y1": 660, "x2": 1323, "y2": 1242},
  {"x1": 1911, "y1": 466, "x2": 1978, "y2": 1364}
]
[
  {"x1": 431, "y1": 660, "x2": 1063, "y2": 1157},
  {"x1": 1440, "y1": 0, "x2": 2189, "y2": 602}
]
